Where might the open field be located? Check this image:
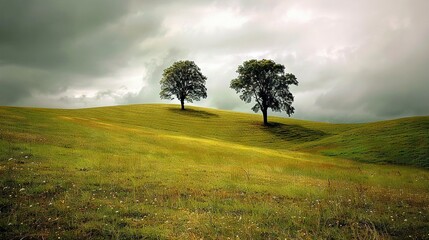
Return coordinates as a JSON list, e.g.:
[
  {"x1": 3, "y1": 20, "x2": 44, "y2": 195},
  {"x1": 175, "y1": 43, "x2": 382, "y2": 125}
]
[{"x1": 1, "y1": 104, "x2": 428, "y2": 239}]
